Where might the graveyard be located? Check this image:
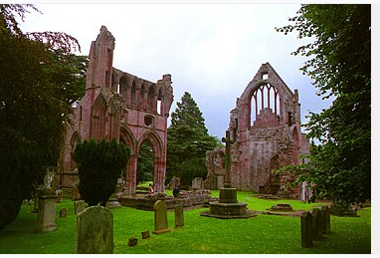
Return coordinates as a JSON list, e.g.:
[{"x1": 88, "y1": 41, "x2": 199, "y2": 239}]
[{"x1": 0, "y1": 190, "x2": 371, "y2": 254}]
